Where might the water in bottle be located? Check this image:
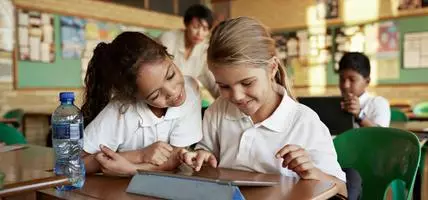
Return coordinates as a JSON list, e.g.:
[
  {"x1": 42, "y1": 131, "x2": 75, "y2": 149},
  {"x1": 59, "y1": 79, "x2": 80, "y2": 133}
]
[{"x1": 51, "y1": 92, "x2": 85, "y2": 190}]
